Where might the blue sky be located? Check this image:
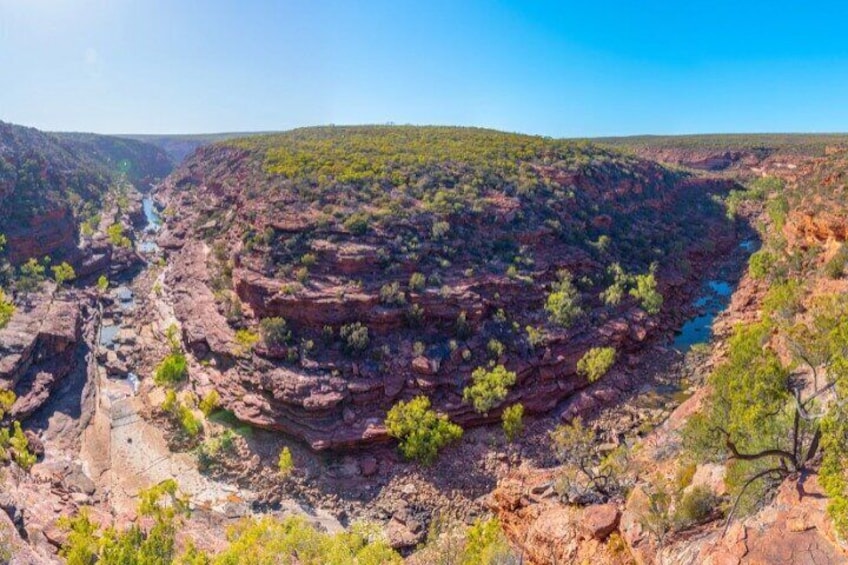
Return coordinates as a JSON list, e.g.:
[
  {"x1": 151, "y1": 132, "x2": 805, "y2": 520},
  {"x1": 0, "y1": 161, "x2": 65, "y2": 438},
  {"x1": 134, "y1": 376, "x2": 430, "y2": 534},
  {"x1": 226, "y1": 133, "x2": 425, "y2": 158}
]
[{"x1": 3, "y1": 0, "x2": 848, "y2": 136}]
